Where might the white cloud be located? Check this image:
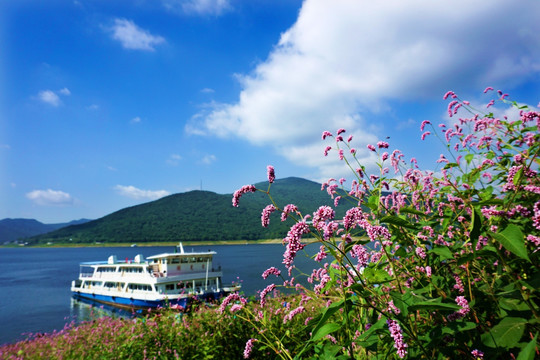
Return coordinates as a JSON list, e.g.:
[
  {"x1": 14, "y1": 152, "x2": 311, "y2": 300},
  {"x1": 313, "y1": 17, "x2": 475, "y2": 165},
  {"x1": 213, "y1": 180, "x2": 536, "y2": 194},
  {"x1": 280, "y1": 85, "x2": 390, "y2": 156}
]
[
  {"x1": 114, "y1": 185, "x2": 170, "y2": 200},
  {"x1": 37, "y1": 88, "x2": 71, "y2": 106},
  {"x1": 58, "y1": 87, "x2": 71, "y2": 96},
  {"x1": 166, "y1": 154, "x2": 182, "y2": 166},
  {"x1": 26, "y1": 189, "x2": 73, "y2": 206},
  {"x1": 162, "y1": 0, "x2": 231, "y2": 16},
  {"x1": 109, "y1": 18, "x2": 165, "y2": 51},
  {"x1": 38, "y1": 90, "x2": 61, "y2": 106},
  {"x1": 187, "y1": 0, "x2": 540, "y2": 180},
  {"x1": 201, "y1": 154, "x2": 216, "y2": 164},
  {"x1": 131, "y1": 116, "x2": 141, "y2": 123},
  {"x1": 201, "y1": 88, "x2": 215, "y2": 94}
]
